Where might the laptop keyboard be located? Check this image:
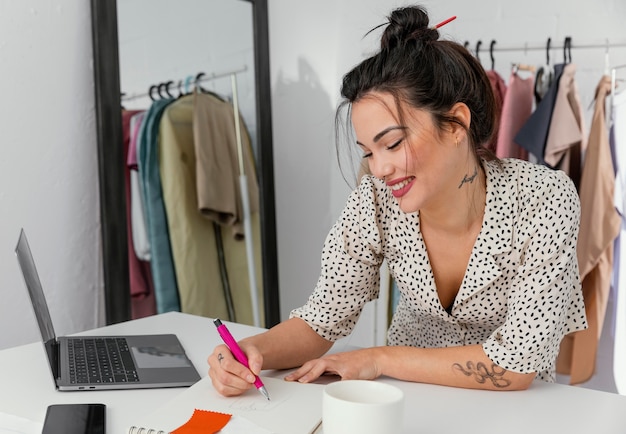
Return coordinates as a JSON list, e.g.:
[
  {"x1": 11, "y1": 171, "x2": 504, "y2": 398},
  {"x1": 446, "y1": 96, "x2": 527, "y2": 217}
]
[{"x1": 67, "y1": 337, "x2": 139, "y2": 384}]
